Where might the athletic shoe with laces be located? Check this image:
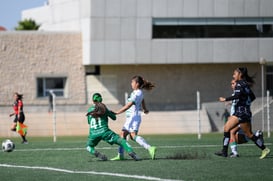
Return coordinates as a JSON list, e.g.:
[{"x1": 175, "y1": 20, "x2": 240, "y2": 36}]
[
  {"x1": 128, "y1": 152, "x2": 141, "y2": 161},
  {"x1": 230, "y1": 152, "x2": 239, "y2": 158},
  {"x1": 148, "y1": 146, "x2": 157, "y2": 160},
  {"x1": 215, "y1": 150, "x2": 227, "y2": 157},
  {"x1": 94, "y1": 151, "x2": 108, "y2": 161},
  {"x1": 259, "y1": 148, "x2": 270, "y2": 159},
  {"x1": 110, "y1": 155, "x2": 124, "y2": 161}
]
